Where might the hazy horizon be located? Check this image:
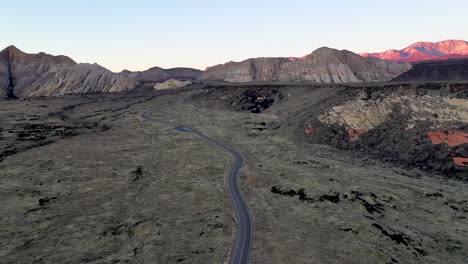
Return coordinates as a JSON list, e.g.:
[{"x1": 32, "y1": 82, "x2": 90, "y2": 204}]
[{"x1": 2, "y1": 0, "x2": 467, "y2": 72}]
